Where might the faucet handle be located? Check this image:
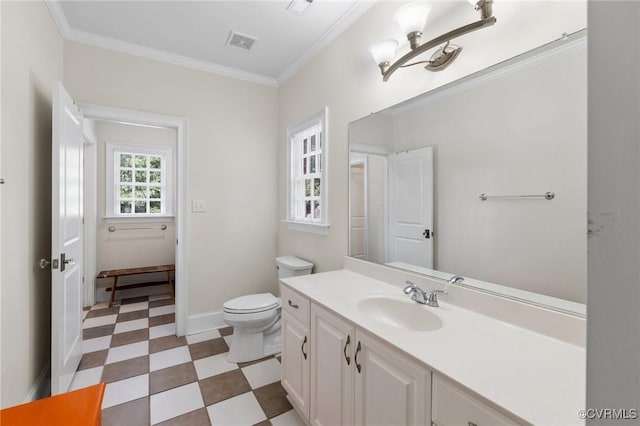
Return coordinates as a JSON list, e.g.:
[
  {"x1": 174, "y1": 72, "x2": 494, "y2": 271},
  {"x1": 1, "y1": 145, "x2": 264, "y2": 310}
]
[
  {"x1": 427, "y1": 289, "x2": 447, "y2": 307},
  {"x1": 403, "y1": 280, "x2": 417, "y2": 294}
]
